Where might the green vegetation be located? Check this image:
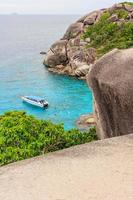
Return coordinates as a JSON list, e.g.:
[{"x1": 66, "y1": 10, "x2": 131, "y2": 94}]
[
  {"x1": 83, "y1": 11, "x2": 133, "y2": 57},
  {"x1": 122, "y1": 2, "x2": 133, "y2": 6},
  {"x1": 113, "y1": 9, "x2": 128, "y2": 19},
  {"x1": 0, "y1": 111, "x2": 97, "y2": 166}
]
